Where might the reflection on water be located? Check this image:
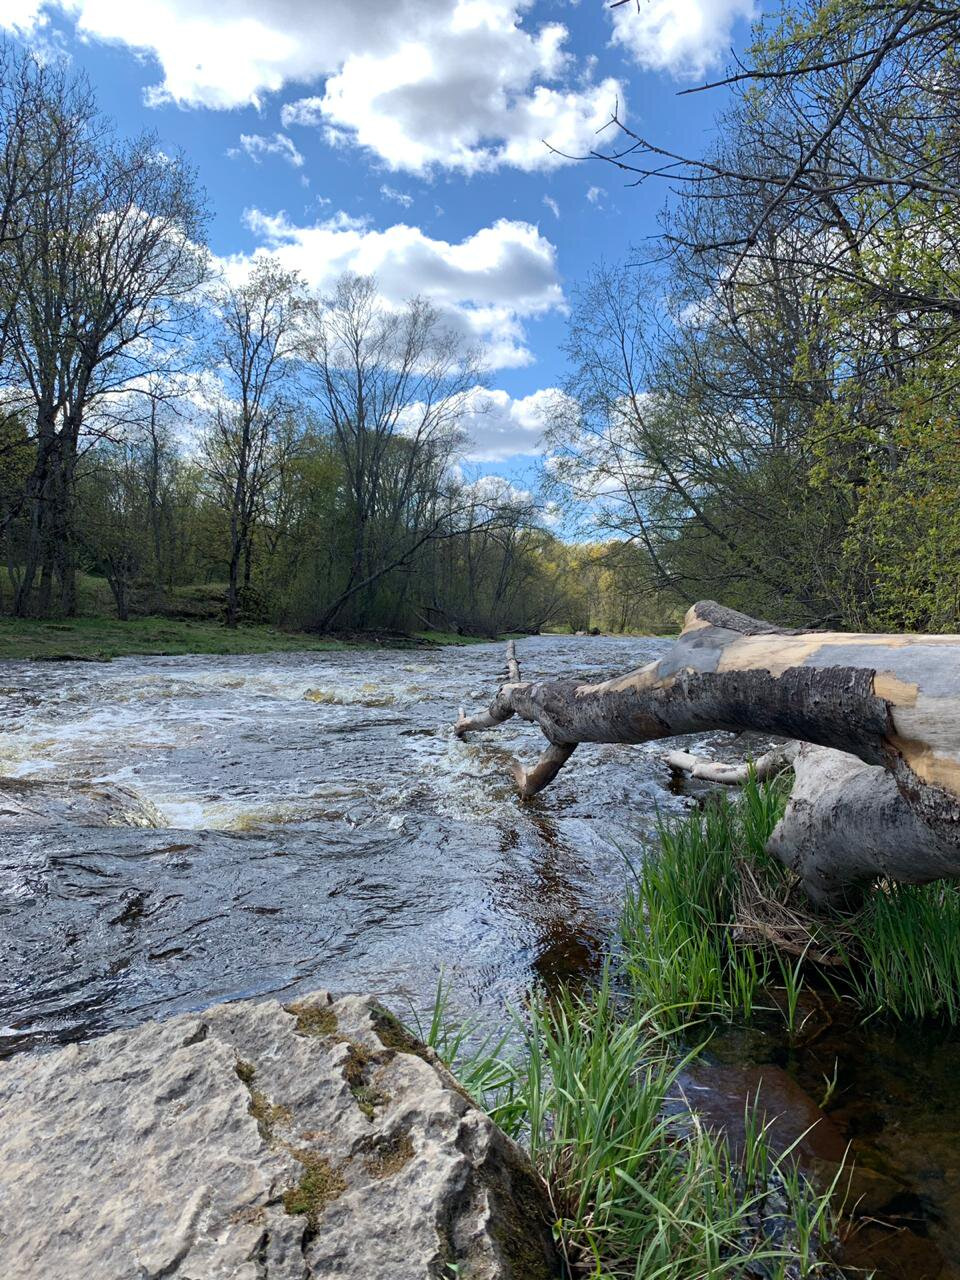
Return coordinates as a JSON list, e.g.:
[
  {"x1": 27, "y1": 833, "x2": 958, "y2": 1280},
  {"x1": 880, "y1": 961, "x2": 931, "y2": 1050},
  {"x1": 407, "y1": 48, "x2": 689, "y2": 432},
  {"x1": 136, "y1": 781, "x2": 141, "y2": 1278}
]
[{"x1": 0, "y1": 635, "x2": 681, "y2": 1054}]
